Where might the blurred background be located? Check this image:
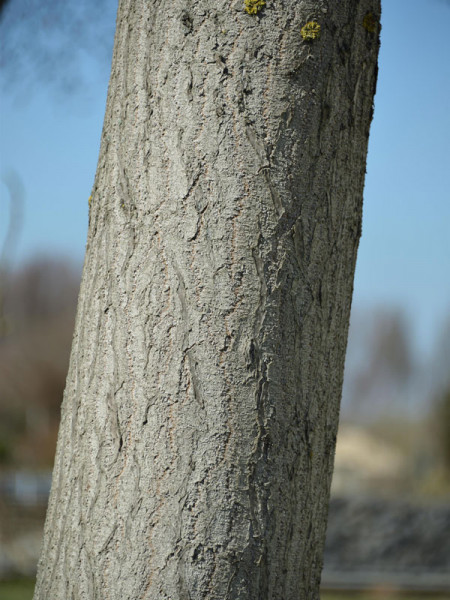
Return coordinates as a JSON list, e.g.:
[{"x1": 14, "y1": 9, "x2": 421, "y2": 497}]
[{"x1": 0, "y1": 0, "x2": 449, "y2": 598}]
